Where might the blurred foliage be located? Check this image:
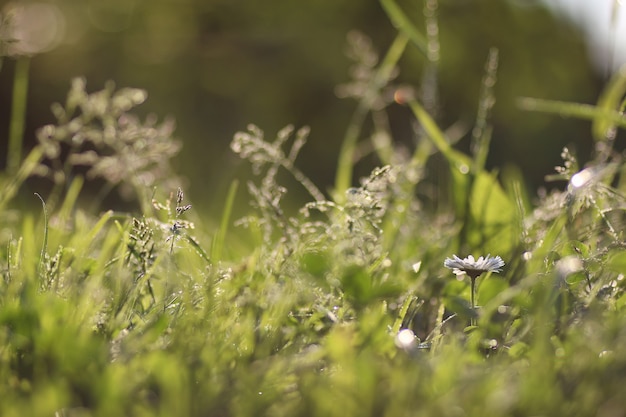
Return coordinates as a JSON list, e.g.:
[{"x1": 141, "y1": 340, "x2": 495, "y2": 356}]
[{"x1": 0, "y1": 0, "x2": 605, "y2": 214}]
